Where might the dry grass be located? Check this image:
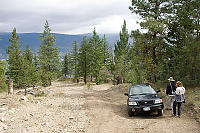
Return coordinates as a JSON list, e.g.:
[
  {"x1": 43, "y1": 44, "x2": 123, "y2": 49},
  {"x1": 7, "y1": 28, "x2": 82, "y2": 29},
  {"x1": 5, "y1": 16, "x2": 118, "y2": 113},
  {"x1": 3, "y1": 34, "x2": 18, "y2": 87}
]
[{"x1": 183, "y1": 87, "x2": 200, "y2": 122}]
